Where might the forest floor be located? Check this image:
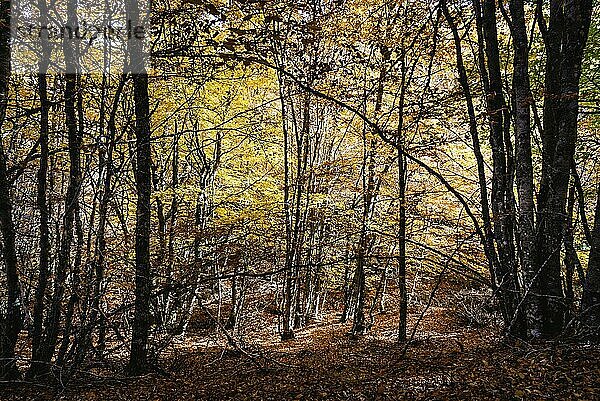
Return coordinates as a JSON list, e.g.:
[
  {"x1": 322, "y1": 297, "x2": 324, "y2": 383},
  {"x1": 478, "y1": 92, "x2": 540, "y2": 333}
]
[{"x1": 2, "y1": 287, "x2": 600, "y2": 400}]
